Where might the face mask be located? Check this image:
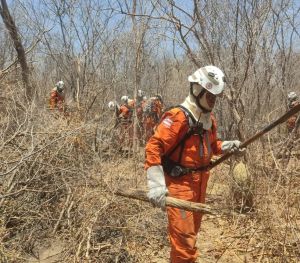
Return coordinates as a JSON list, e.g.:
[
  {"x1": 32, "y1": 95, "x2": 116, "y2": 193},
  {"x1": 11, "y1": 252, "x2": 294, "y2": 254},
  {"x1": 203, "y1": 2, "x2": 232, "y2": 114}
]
[{"x1": 198, "y1": 91, "x2": 216, "y2": 111}]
